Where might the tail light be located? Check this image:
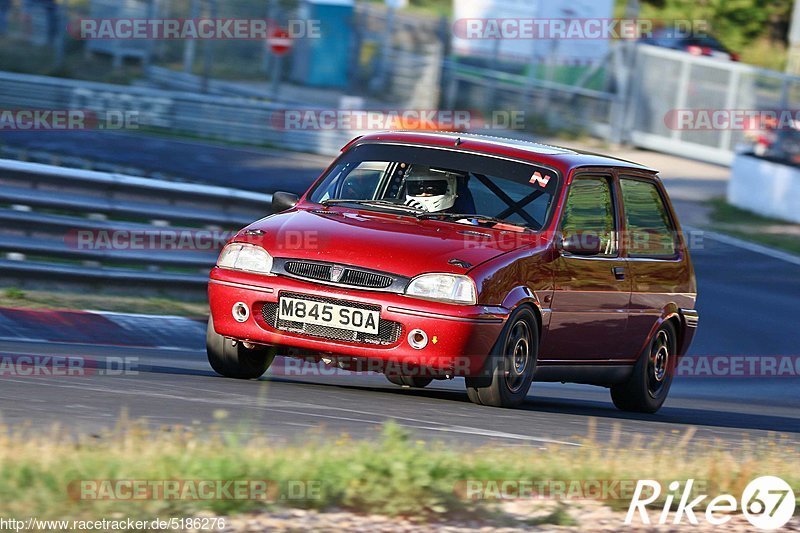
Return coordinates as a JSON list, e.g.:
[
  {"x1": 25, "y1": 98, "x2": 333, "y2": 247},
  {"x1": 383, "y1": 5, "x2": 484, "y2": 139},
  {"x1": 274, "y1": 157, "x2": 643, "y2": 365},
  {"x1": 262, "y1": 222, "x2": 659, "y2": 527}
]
[
  {"x1": 686, "y1": 45, "x2": 717, "y2": 57},
  {"x1": 686, "y1": 45, "x2": 703, "y2": 56}
]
